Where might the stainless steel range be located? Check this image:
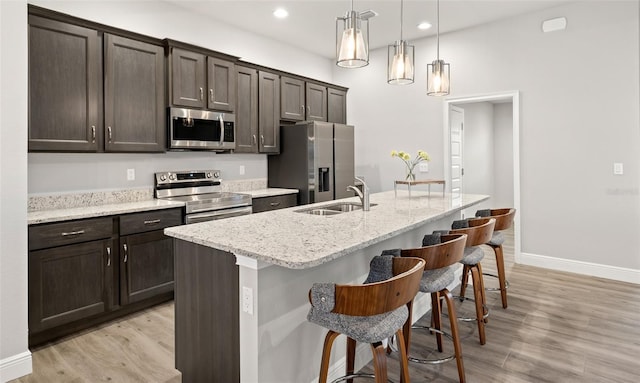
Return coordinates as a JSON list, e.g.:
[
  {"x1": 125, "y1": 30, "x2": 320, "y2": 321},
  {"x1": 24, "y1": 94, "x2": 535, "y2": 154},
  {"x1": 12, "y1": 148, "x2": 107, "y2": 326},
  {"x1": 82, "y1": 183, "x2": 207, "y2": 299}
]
[{"x1": 154, "y1": 170, "x2": 252, "y2": 224}]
